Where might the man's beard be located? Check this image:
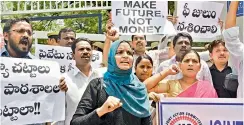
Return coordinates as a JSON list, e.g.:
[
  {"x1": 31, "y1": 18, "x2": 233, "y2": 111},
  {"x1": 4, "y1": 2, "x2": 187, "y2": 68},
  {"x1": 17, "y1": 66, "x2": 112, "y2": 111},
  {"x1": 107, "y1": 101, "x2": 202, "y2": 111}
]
[{"x1": 8, "y1": 37, "x2": 32, "y2": 57}]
